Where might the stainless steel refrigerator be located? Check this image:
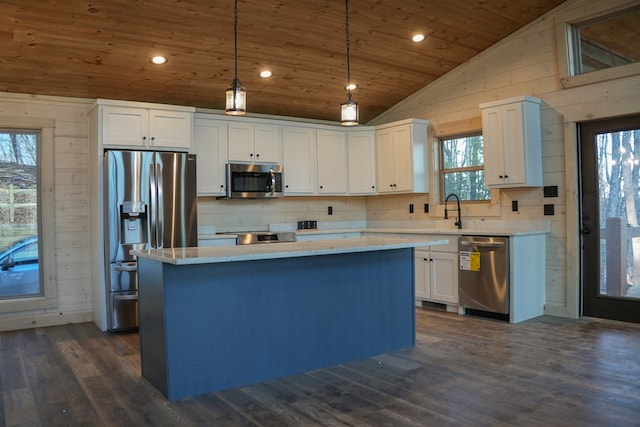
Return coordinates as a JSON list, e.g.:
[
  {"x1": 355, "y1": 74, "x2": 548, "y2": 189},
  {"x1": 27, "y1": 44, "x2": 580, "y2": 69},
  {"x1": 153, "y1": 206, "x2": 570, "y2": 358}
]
[{"x1": 104, "y1": 150, "x2": 197, "y2": 331}]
